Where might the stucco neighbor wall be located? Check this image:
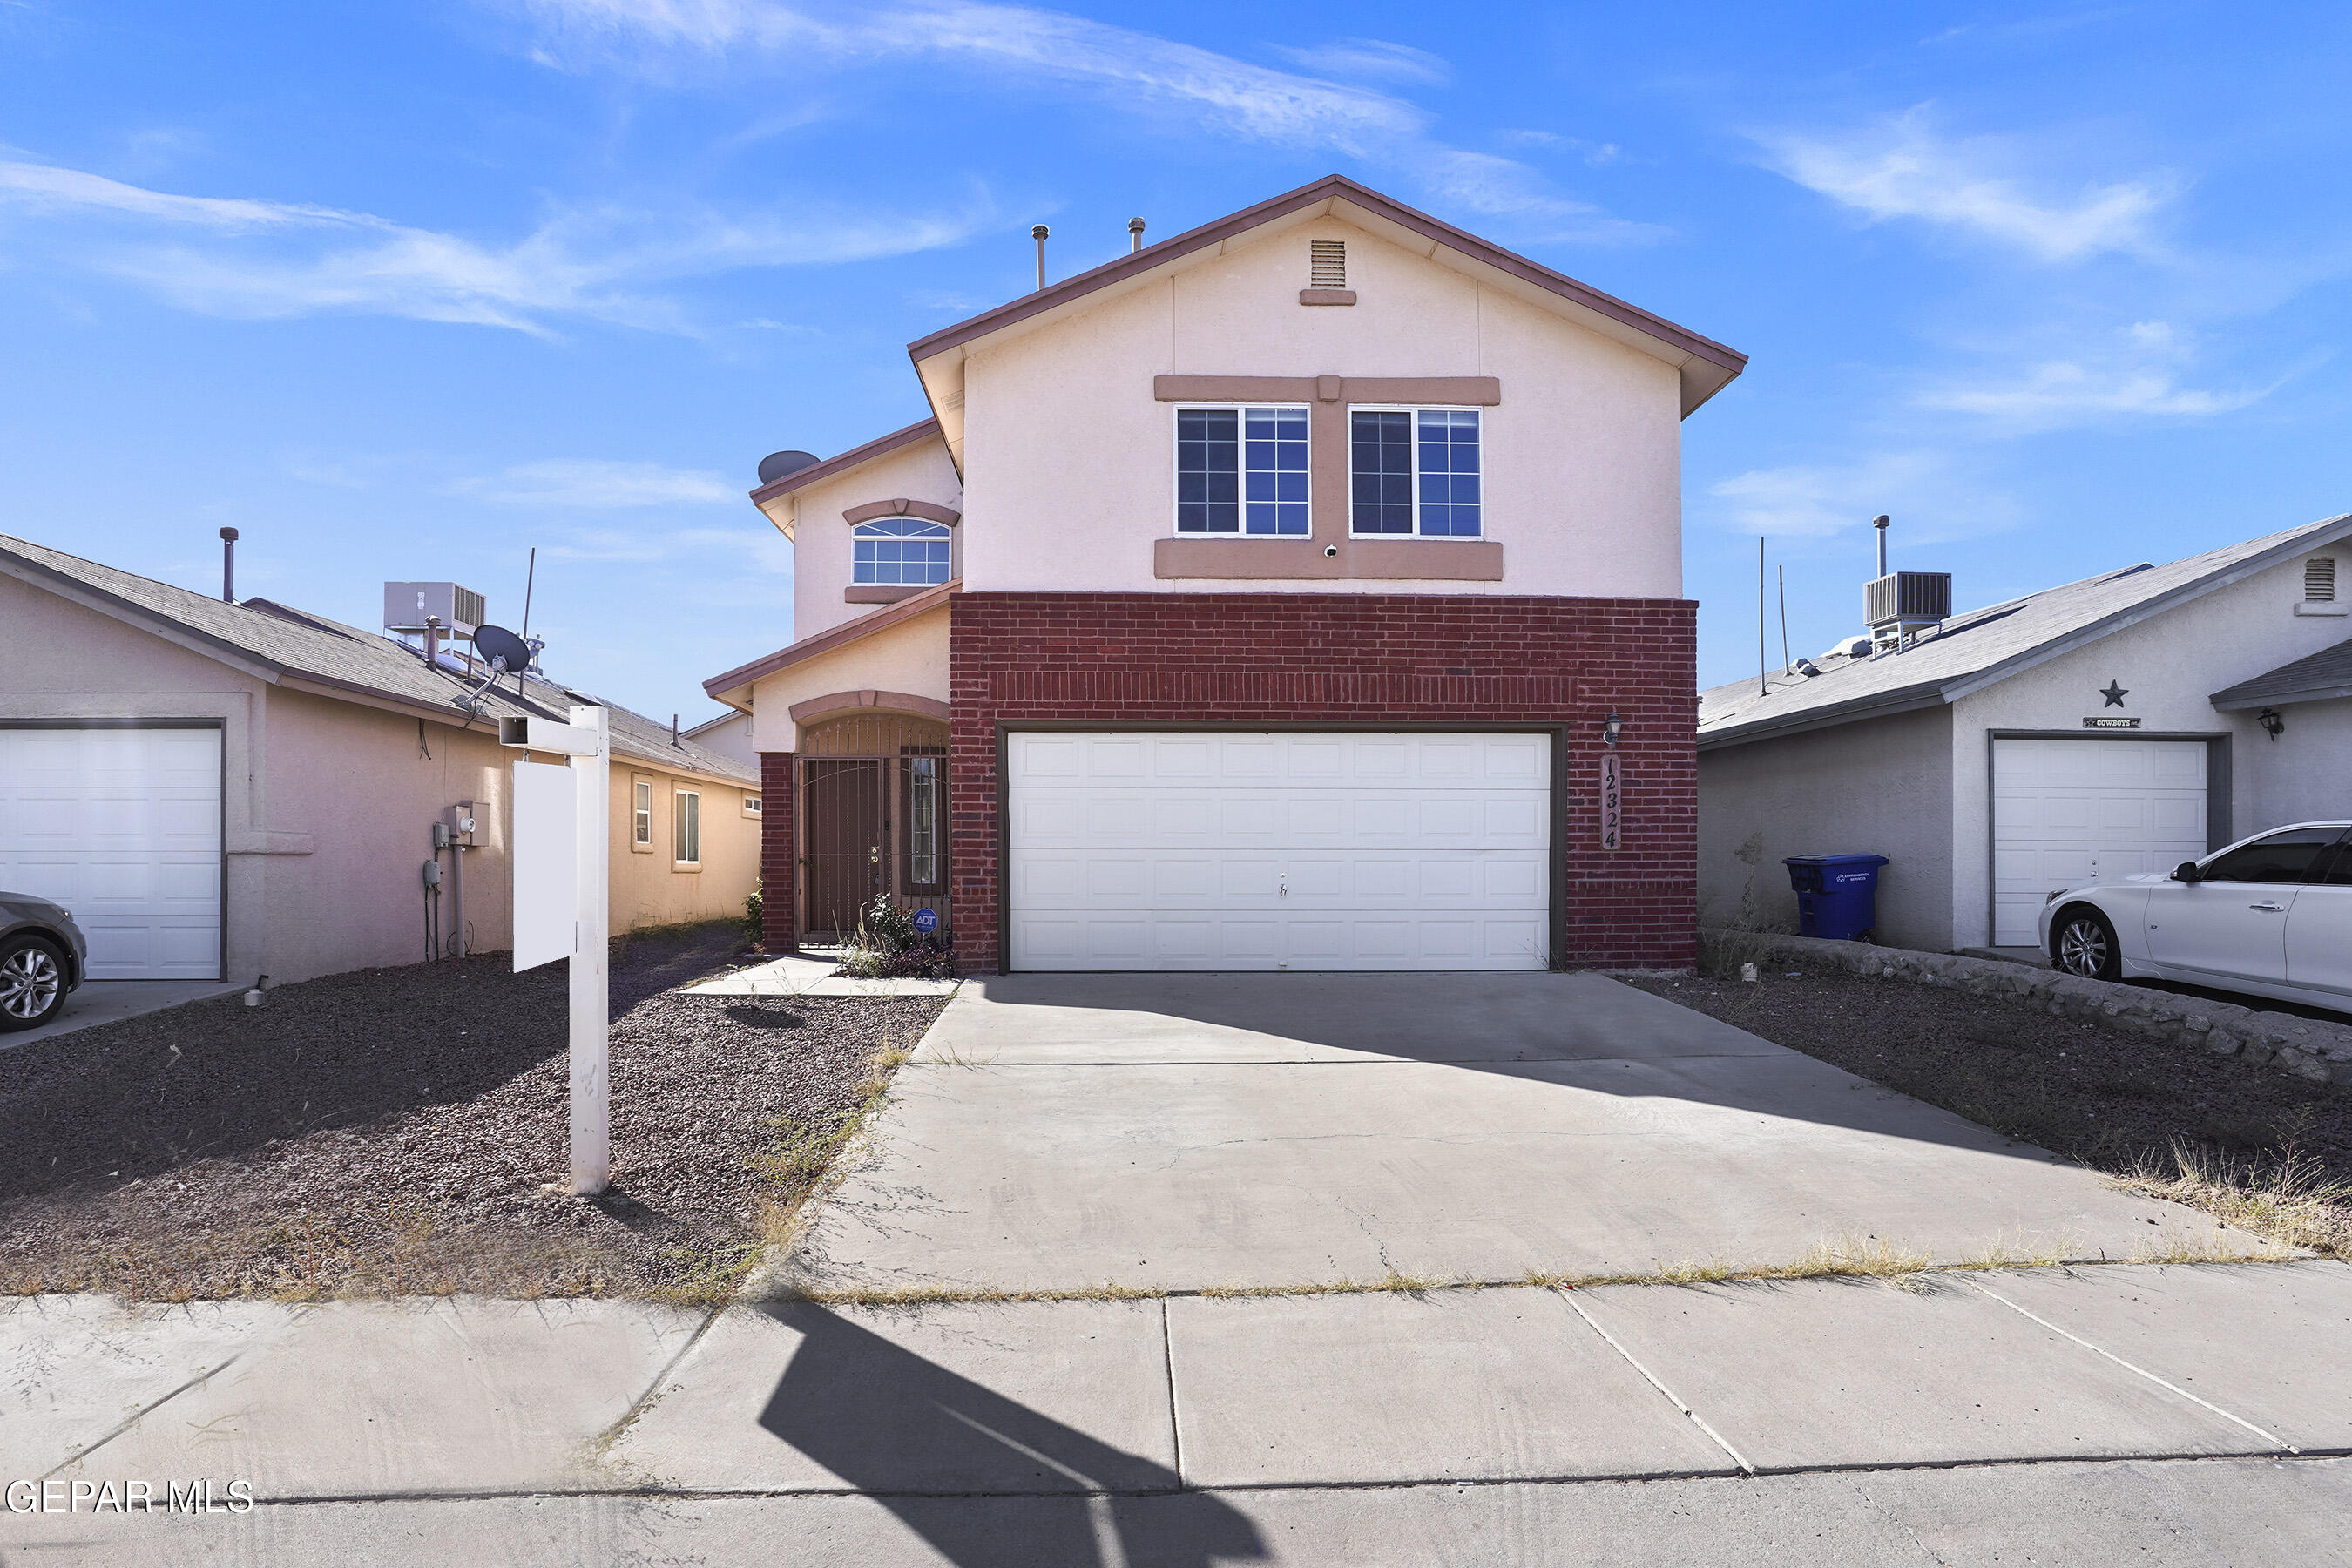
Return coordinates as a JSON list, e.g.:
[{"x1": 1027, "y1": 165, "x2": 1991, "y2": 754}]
[
  {"x1": 956, "y1": 213, "x2": 1685, "y2": 601},
  {"x1": 1949, "y1": 552, "x2": 2351, "y2": 948},
  {"x1": 743, "y1": 605, "x2": 950, "y2": 754},
  {"x1": 1697, "y1": 705, "x2": 1956, "y2": 951},
  {"x1": 3, "y1": 576, "x2": 759, "y2": 985}
]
